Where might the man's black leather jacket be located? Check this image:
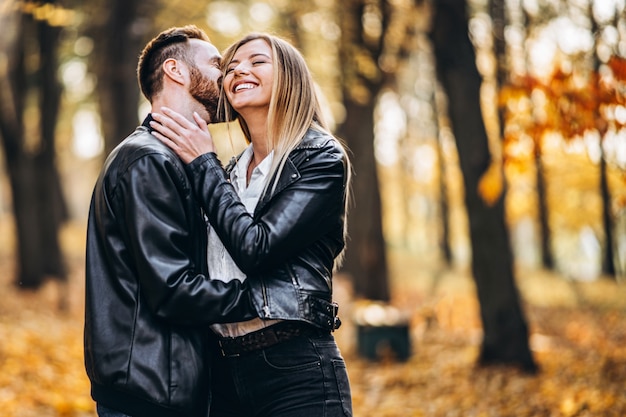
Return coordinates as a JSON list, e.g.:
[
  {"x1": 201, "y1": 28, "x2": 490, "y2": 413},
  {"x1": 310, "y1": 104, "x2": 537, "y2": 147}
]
[
  {"x1": 186, "y1": 128, "x2": 348, "y2": 331},
  {"x1": 84, "y1": 119, "x2": 254, "y2": 417}
]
